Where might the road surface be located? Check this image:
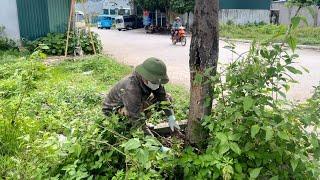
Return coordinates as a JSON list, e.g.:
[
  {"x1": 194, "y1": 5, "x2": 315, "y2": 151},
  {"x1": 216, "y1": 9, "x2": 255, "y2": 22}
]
[{"x1": 94, "y1": 28, "x2": 320, "y2": 102}]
